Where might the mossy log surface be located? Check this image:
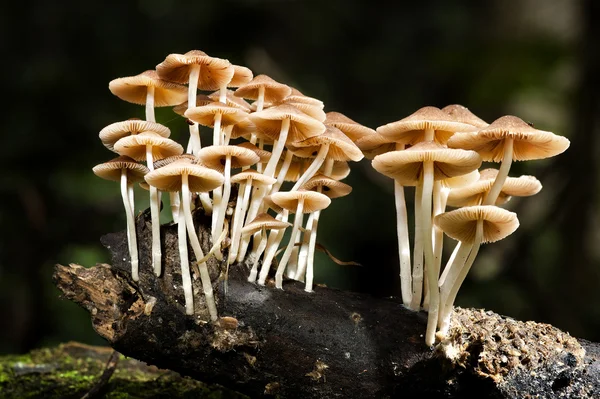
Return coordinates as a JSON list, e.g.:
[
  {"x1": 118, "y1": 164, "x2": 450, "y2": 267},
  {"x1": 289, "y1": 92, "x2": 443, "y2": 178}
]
[{"x1": 51, "y1": 209, "x2": 600, "y2": 398}]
